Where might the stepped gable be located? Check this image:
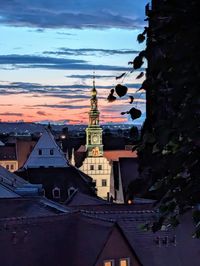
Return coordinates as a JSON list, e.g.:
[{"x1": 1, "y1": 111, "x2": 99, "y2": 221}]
[{"x1": 23, "y1": 128, "x2": 69, "y2": 169}]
